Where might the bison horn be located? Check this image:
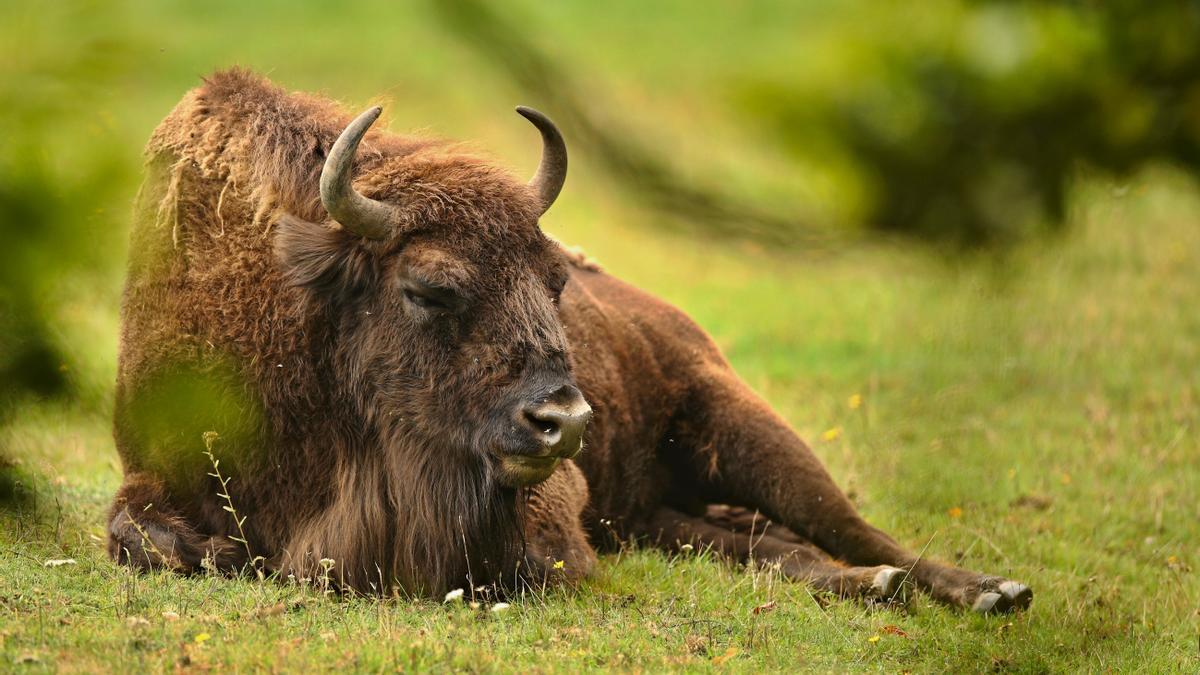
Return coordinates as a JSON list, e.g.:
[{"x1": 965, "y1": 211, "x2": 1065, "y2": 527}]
[
  {"x1": 516, "y1": 106, "x2": 567, "y2": 215},
  {"x1": 320, "y1": 106, "x2": 395, "y2": 239}
]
